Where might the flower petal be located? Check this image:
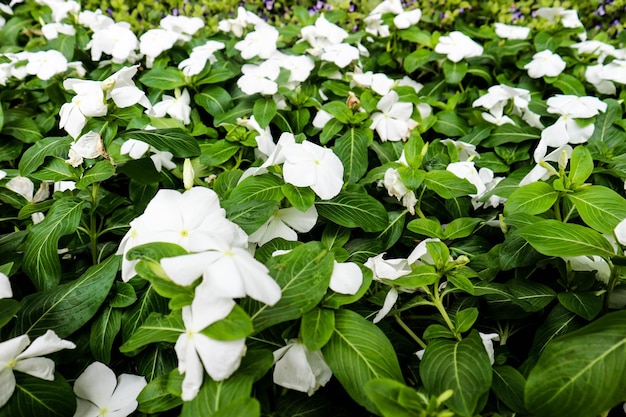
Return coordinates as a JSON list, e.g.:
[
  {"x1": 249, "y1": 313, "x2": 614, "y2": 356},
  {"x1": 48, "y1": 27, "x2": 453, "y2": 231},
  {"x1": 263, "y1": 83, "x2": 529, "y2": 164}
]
[
  {"x1": 195, "y1": 335, "x2": 246, "y2": 381},
  {"x1": 17, "y1": 330, "x2": 75, "y2": 359},
  {"x1": 0, "y1": 369, "x2": 16, "y2": 408},
  {"x1": 373, "y1": 287, "x2": 399, "y2": 323},
  {"x1": 13, "y1": 357, "x2": 55, "y2": 380},
  {"x1": 329, "y1": 261, "x2": 363, "y2": 295},
  {"x1": 73, "y1": 362, "x2": 118, "y2": 409}
]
